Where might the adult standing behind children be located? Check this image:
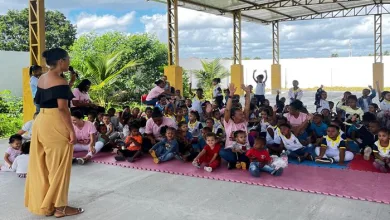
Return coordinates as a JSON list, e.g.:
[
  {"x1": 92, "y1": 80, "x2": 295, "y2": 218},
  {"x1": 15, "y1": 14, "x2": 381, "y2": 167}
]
[
  {"x1": 357, "y1": 85, "x2": 376, "y2": 113},
  {"x1": 288, "y1": 80, "x2": 303, "y2": 103},
  {"x1": 29, "y1": 65, "x2": 43, "y2": 114},
  {"x1": 253, "y1": 69, "x2": 267, "y2": 106},
  {"x1": 24, "y1": 48, "x2": 84, "y2": 218}
]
